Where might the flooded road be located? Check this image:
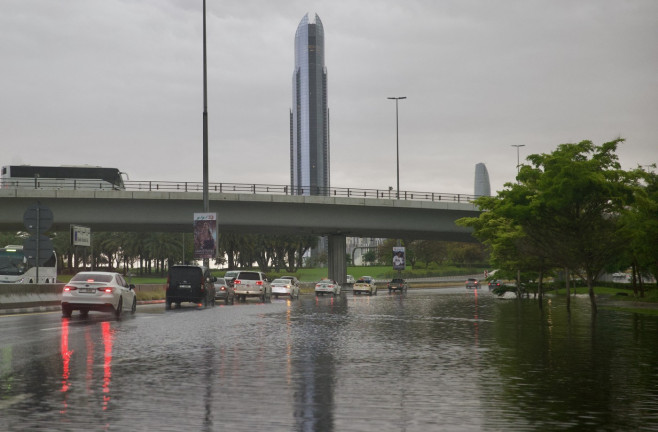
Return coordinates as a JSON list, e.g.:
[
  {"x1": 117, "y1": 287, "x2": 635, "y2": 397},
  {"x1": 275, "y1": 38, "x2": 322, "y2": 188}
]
[{"x1": 2, "y1": 287, "x2": 658, "y2": 431}]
